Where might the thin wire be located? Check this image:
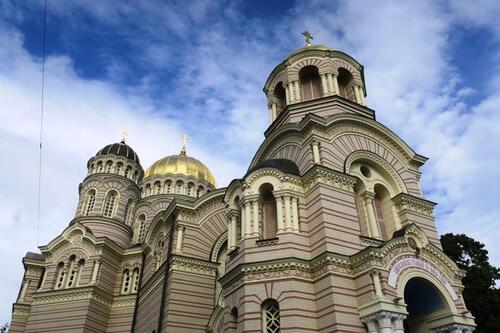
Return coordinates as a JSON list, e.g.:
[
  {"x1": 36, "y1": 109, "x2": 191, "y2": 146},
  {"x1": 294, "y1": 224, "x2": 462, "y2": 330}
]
[{"x1": 37, "y1": 0, "x2": 48, "y2": 245}]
